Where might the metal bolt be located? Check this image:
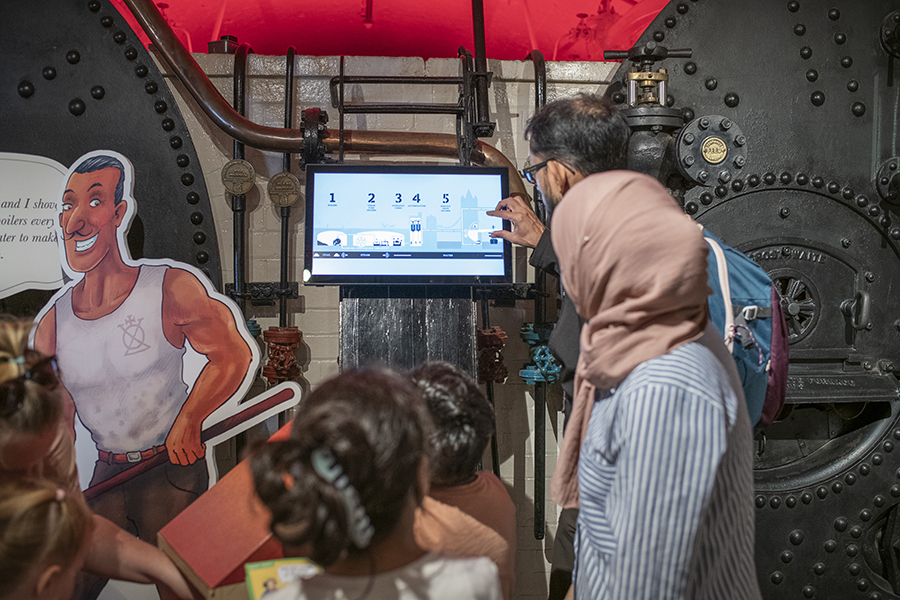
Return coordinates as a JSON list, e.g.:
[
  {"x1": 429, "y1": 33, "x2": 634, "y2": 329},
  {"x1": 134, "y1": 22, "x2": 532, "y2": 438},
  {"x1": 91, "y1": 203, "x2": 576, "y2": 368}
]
[
  {"x1": 782, "y1": 246, "x2": 791, "y2": 257},
  {"x1": 684, "y1": 133, "x2": 695, "y2": 144},
  {"x1": 866, "y1": 271, "x2": 875, "y2": 282},
  {"x1": 867, "y1": 322, "x2": 874, "y2": 330},
  {"x1": 68, "y1": 98, "x2": 85, "y2": 116},
  {"x1": 720, "y1": 118, "x2": 732, "y2": 130},
  {"x1": 881, "y1": 360, "x2": 895, "y2": 372},
  {"x1": 17, "y1": 81, "x2": 34, "y2": 98},
  {"x1": 735, "y1": 135, "x2": 746, "y2": 146},
  {"x1": 698, "y1": 170, "x2": 709, "y2": 183},
  {"x1": 683, "y1": 155, "x2": 695, "y2": 167},
  {"x1": 841, "y1": 238, "x2": 851, "y2": 248},
  {"x1": 780, "y1": 207, "x2": 791, "y2": 218},
  {"x1": 719, "y1": 171, "x2": 732, "y2": 183},
  {"x1": 864, "y1": 361, "x2": 874, "y2": 370},
  {"x1": 699, "y1": 117, "x2": 710, "y2": 129}
]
